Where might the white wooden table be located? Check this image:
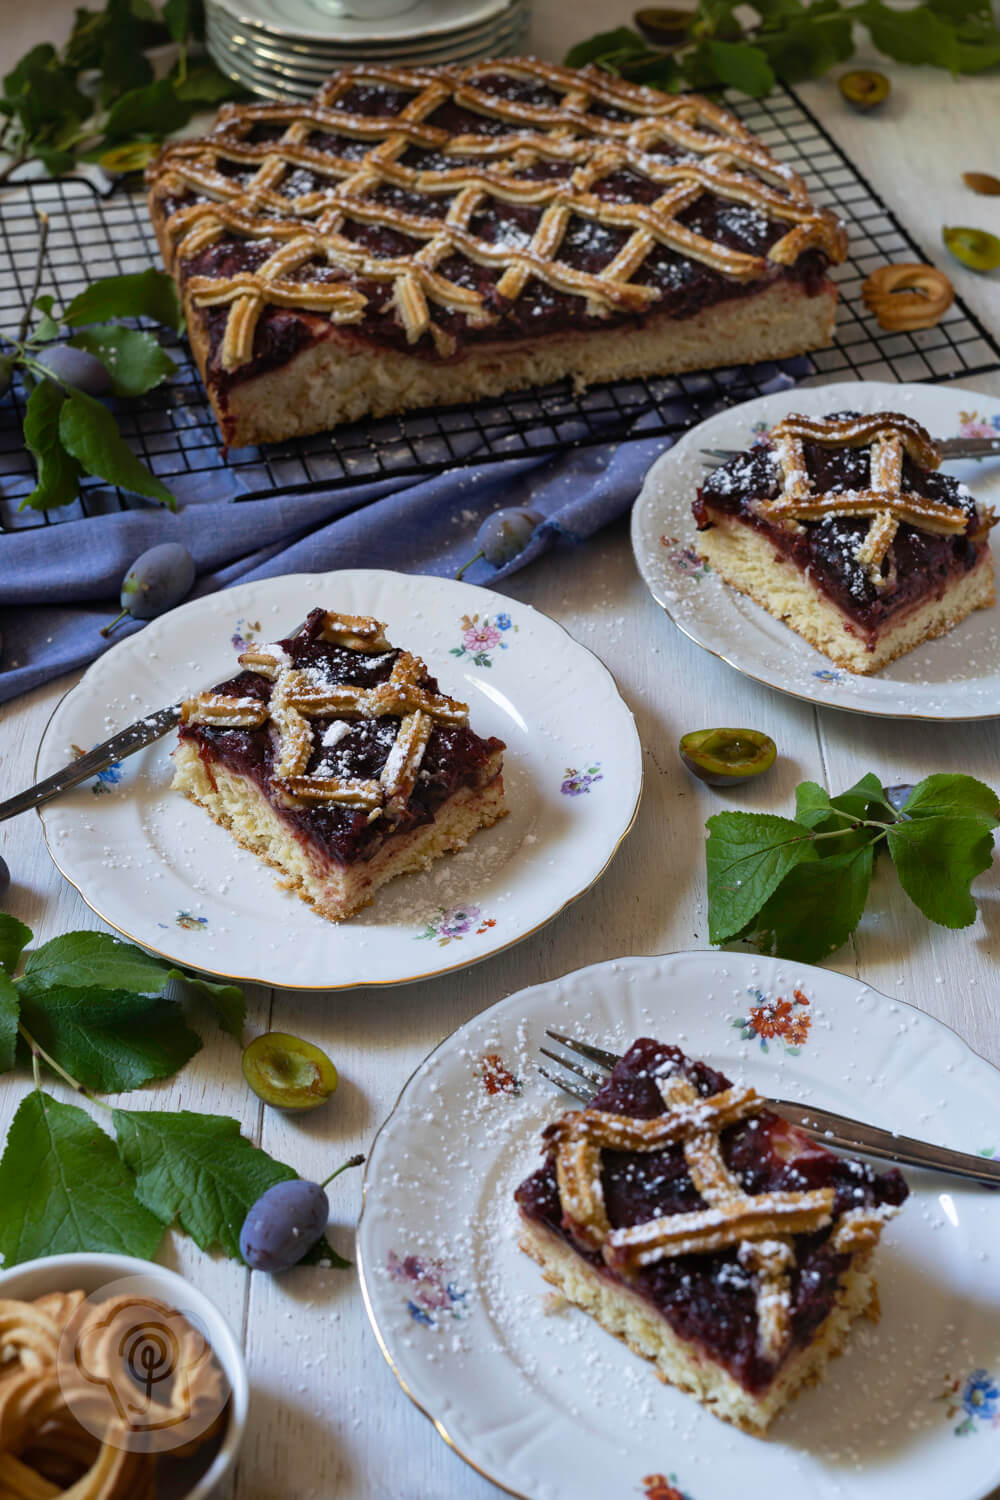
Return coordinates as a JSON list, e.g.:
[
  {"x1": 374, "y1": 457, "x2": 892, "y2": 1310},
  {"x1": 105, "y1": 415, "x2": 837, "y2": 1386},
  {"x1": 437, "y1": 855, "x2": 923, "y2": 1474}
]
[{"x1": 2, "y1": 7, "x2": 1000, "y2": 1496}]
